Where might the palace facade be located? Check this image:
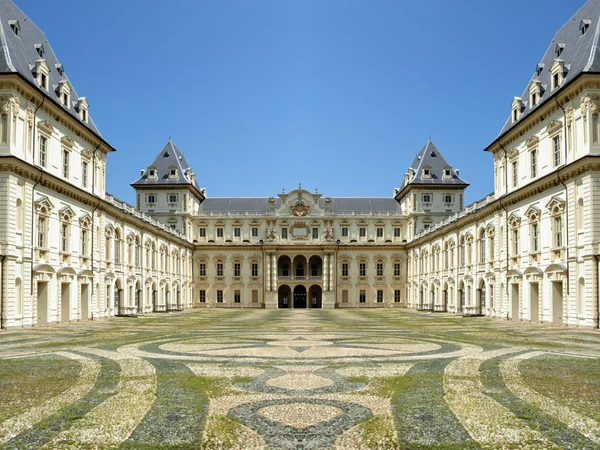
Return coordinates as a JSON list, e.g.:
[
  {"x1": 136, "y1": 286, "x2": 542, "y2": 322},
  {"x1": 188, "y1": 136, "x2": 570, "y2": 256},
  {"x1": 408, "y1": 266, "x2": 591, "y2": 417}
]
[{"x1": 0, "y1": 0, "x2": 599, "y2": 329}]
